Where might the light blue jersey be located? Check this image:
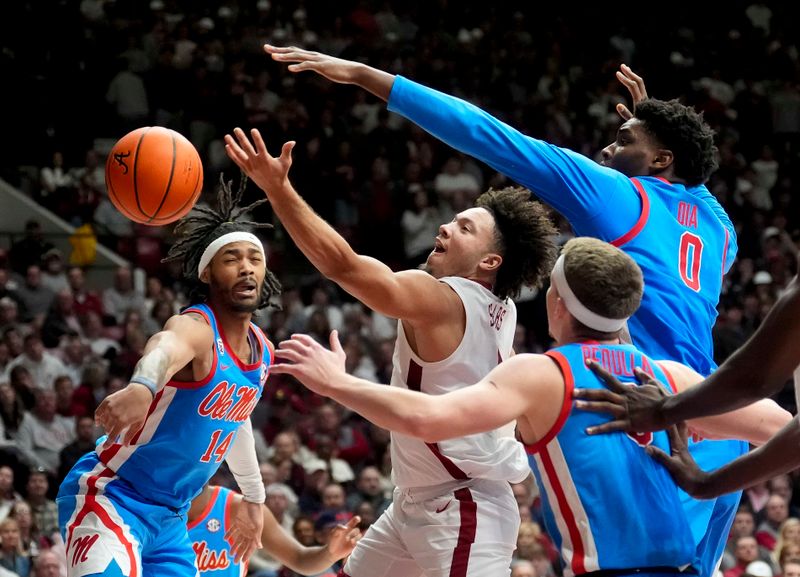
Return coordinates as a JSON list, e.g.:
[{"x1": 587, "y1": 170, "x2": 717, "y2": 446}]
[
  {"x1": 388, "y1": 77, "x2": 742, "y2": 574},
  {"x1": 188, "y1": 486, "x2": 245, "y2": 577},
  {"x1": 527, "y1": 343, "x2": 695, "y2": 577}
]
